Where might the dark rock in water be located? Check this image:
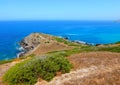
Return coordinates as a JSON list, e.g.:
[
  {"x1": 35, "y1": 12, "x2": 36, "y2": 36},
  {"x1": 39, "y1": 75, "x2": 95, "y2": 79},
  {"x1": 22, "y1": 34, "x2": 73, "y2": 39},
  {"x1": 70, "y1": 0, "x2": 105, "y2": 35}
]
[
  {"x1": 64, "y1": 37, "x2": 69, "y2": 40},
  {"x1": 95, "y1": 44, "x2": 102, "y2": 46}
]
